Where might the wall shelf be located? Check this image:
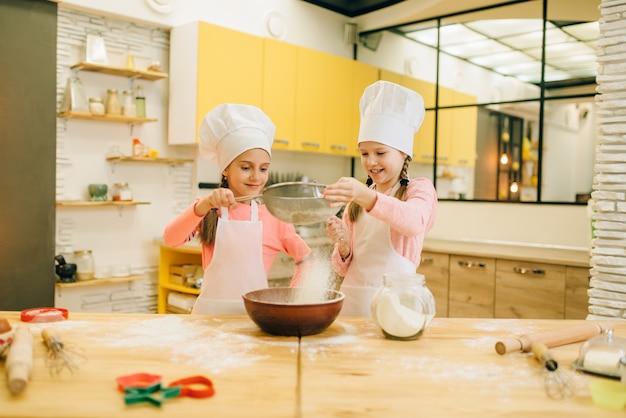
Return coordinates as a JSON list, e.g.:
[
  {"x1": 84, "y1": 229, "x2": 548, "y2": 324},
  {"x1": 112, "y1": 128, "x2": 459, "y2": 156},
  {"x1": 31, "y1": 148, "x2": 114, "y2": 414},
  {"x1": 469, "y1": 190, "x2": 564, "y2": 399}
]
[
  {"x1": 106, "y1": 156, "x2": 193, "y2": 164},
  {"x1": 56, "y1": 201, "x2": 150, "y2": 207},
  {"x1": 55, "y1": 275, "x2": 148, "y2": 288},
  {"x1": 70, "y1": 61, "x2": 168, "y2": 81},
  {"x1": 57, "y1": 111, "x2": 157, "y2": 124}
]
